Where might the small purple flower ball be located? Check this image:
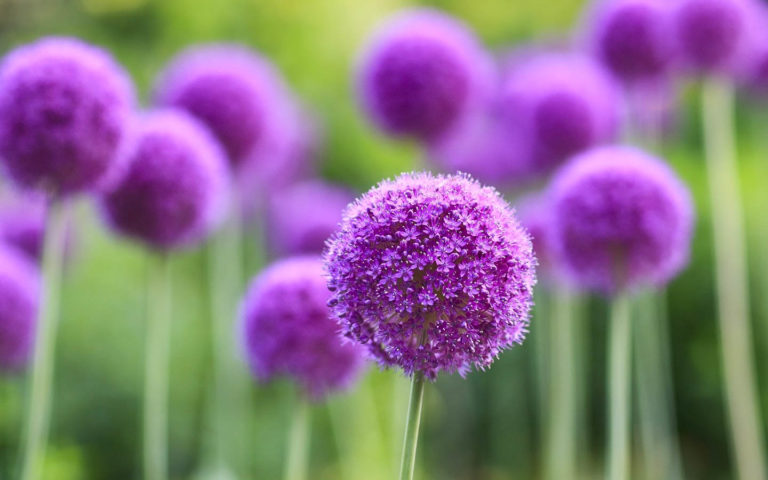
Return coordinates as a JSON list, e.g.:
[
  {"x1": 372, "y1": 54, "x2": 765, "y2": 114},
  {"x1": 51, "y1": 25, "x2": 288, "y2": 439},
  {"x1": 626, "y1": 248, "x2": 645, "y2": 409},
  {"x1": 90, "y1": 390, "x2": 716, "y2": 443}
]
[
  {"x1": 0, "y1": 246, "x2": 40, "y2": 373},
  {"x1": 240, "y1": 256, "x2": 367, "y2": 400},
  {"x1": 0, "y1": 37, "x2": 135, "y2": 196},
  {"x1": 325, "y1": 172, "x2": 536, "y2": 379},
  {"x1": 672, "y1": 0, "x2": 753, "y2": 72},
  {"x1": 548, "y1": 146, "x2": 693, "y2": 294},
  {"x1": 155, "y1": 44, "x2": 296, "y2": 170},
  {"x1": 100, "y1": 110, "x2": 229, "y2": 251},
  {"x1": 498, "y1": 53, "x2": 620, "y2": 174},
  {"x1": 357, "y1": 9, "x2": 493, "y2": 142},
  {"x1": 0, "y1": 194, "x2": 46, "y2": 262},
  {"x1": 266, "y1": 180, "x2": 354, "y2": 257},
  {"x1": 592, "y1": 0, "x2": 675, "y2": 82}
]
